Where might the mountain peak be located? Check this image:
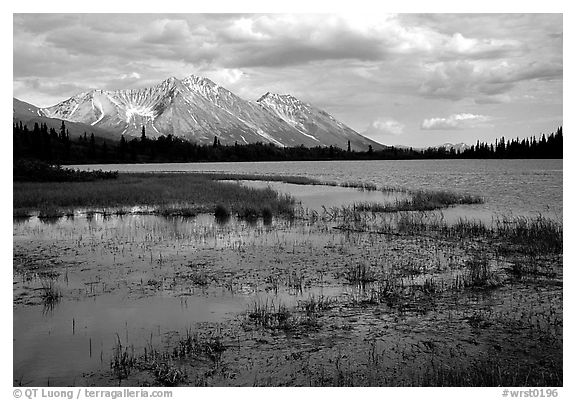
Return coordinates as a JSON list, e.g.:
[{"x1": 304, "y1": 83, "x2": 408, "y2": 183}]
[
  {"x1": 181, "y1": 74, "x2": 225, "y2": 98},
  {"x1": 257, "y1": 92, "x2": 304, "y2": 105},
  {"x1": 256, "y1": 92, "x2": 272, "y2": 102},
  {"x1": 183, "y1": 74, "x2": 213, "y2": 82},
  {"x1": 36, "y1": 74, "x2": 382, "y2": 150}
]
